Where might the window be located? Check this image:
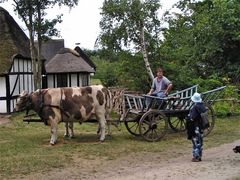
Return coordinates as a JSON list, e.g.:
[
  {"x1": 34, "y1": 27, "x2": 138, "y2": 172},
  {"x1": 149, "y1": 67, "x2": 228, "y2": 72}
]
[
  {"x1": 57, "y1": 74, "x2": 68, "y2": 87},
  {"x1": 81, "y1": 74, "x2": 89, "y2": 86}
]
